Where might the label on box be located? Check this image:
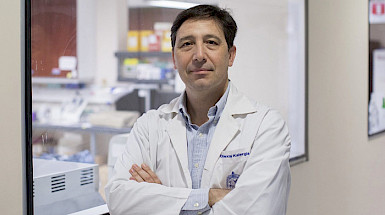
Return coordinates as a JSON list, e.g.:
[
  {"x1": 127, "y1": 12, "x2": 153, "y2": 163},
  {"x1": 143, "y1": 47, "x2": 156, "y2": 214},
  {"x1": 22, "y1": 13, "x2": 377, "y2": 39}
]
[{"x1": 149, "y1": 34, "x2": 161, "y2": 52}]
